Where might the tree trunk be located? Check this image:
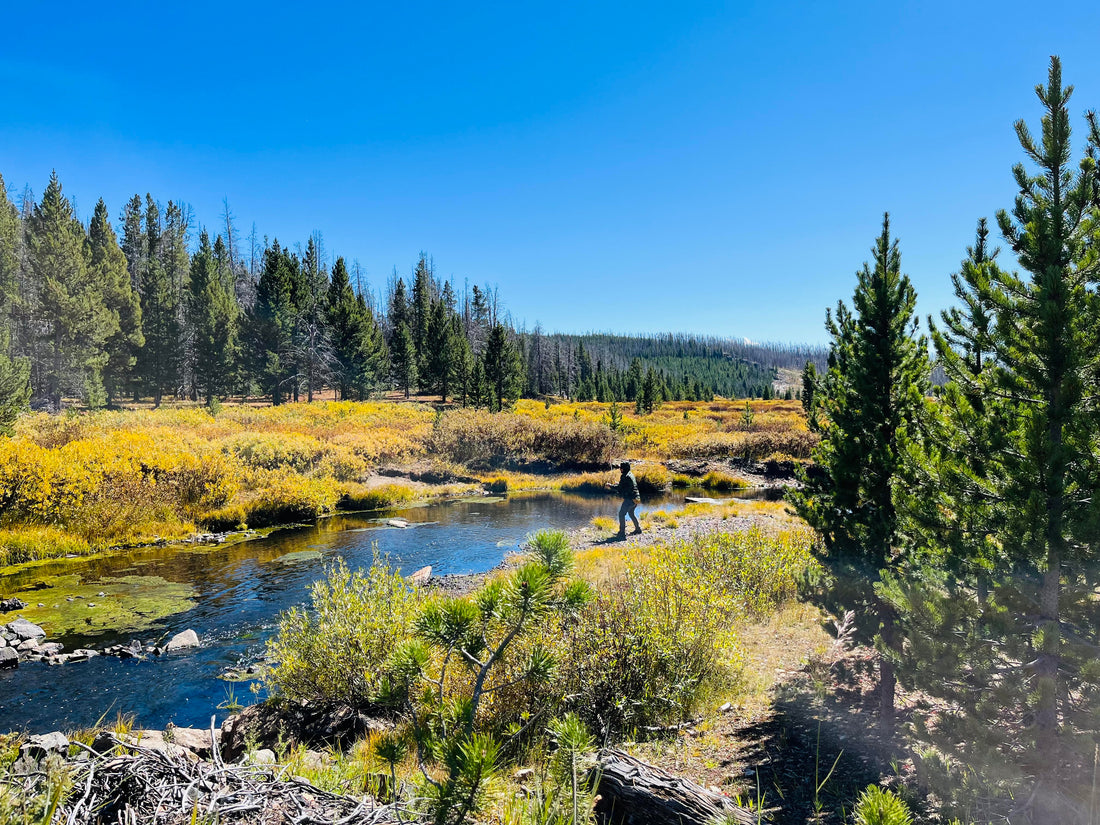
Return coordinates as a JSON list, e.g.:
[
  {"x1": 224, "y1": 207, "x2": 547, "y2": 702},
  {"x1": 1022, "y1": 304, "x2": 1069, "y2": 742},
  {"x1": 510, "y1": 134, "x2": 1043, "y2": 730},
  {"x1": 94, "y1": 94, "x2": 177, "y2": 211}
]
[{"x1": 594, "y1": 748, "x2": 758, "y2": 825}]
